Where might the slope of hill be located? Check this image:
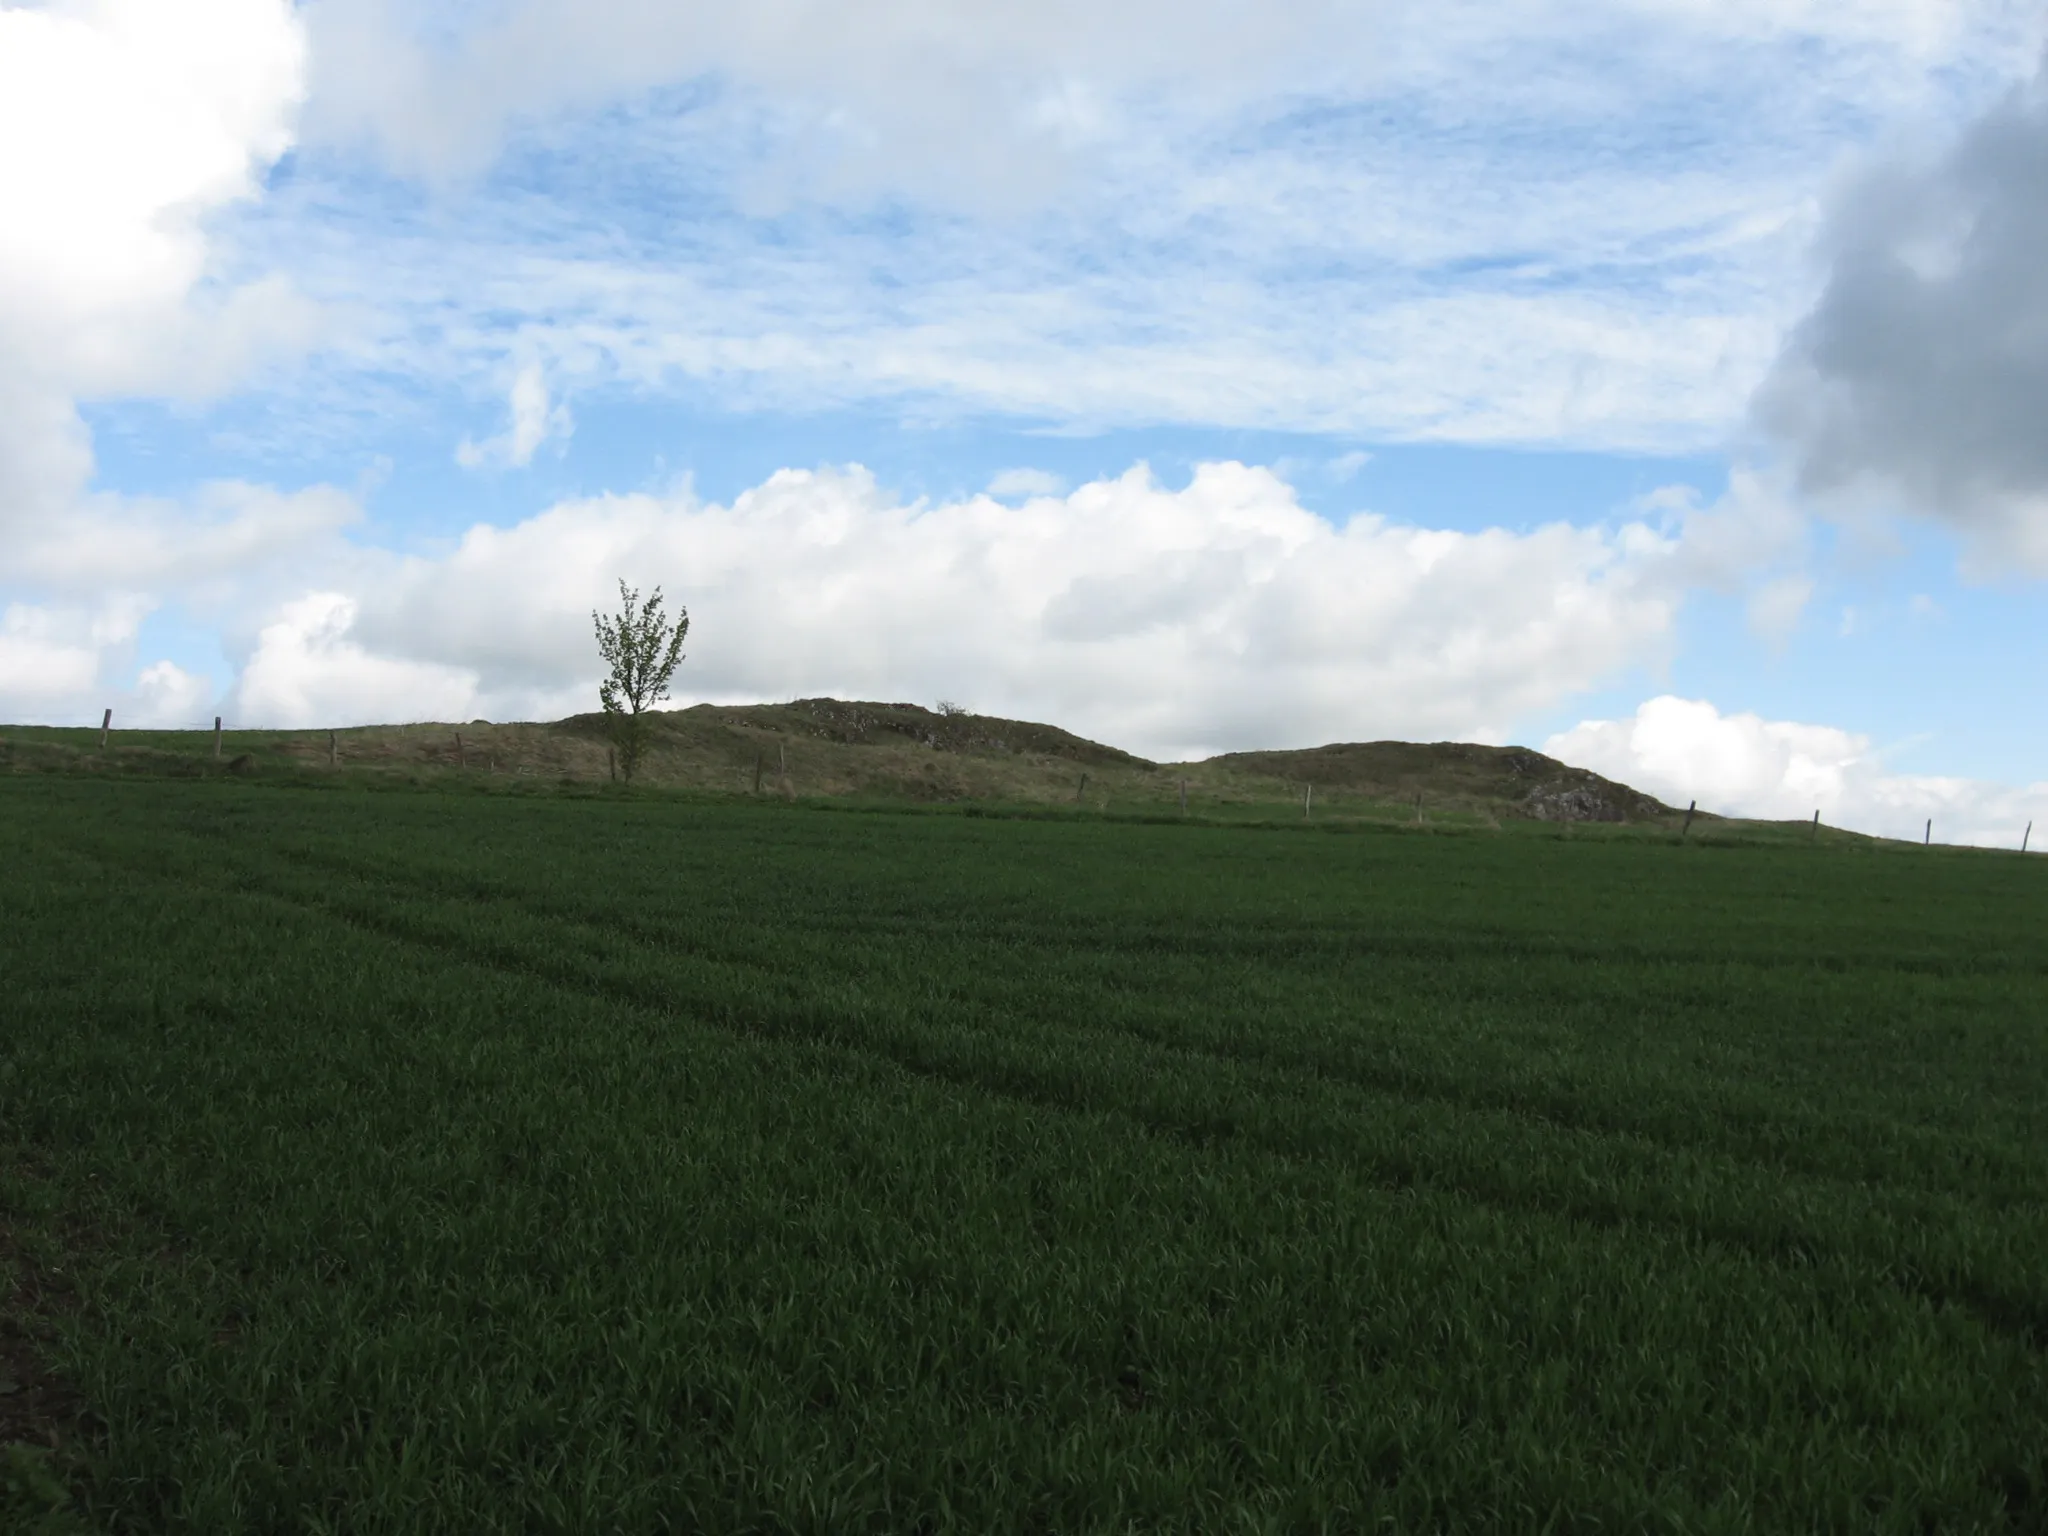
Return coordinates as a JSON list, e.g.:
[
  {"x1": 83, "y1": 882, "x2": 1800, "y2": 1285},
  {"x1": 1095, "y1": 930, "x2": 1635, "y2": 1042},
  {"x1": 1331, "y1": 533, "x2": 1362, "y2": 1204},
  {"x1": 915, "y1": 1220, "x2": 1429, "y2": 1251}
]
[
  {"x1": 2, "y1": 697, "x2": 1681, "y2": 827},
  {"x1": 1201, "y1": 740, "x2": 1675, "y2": 823}
]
